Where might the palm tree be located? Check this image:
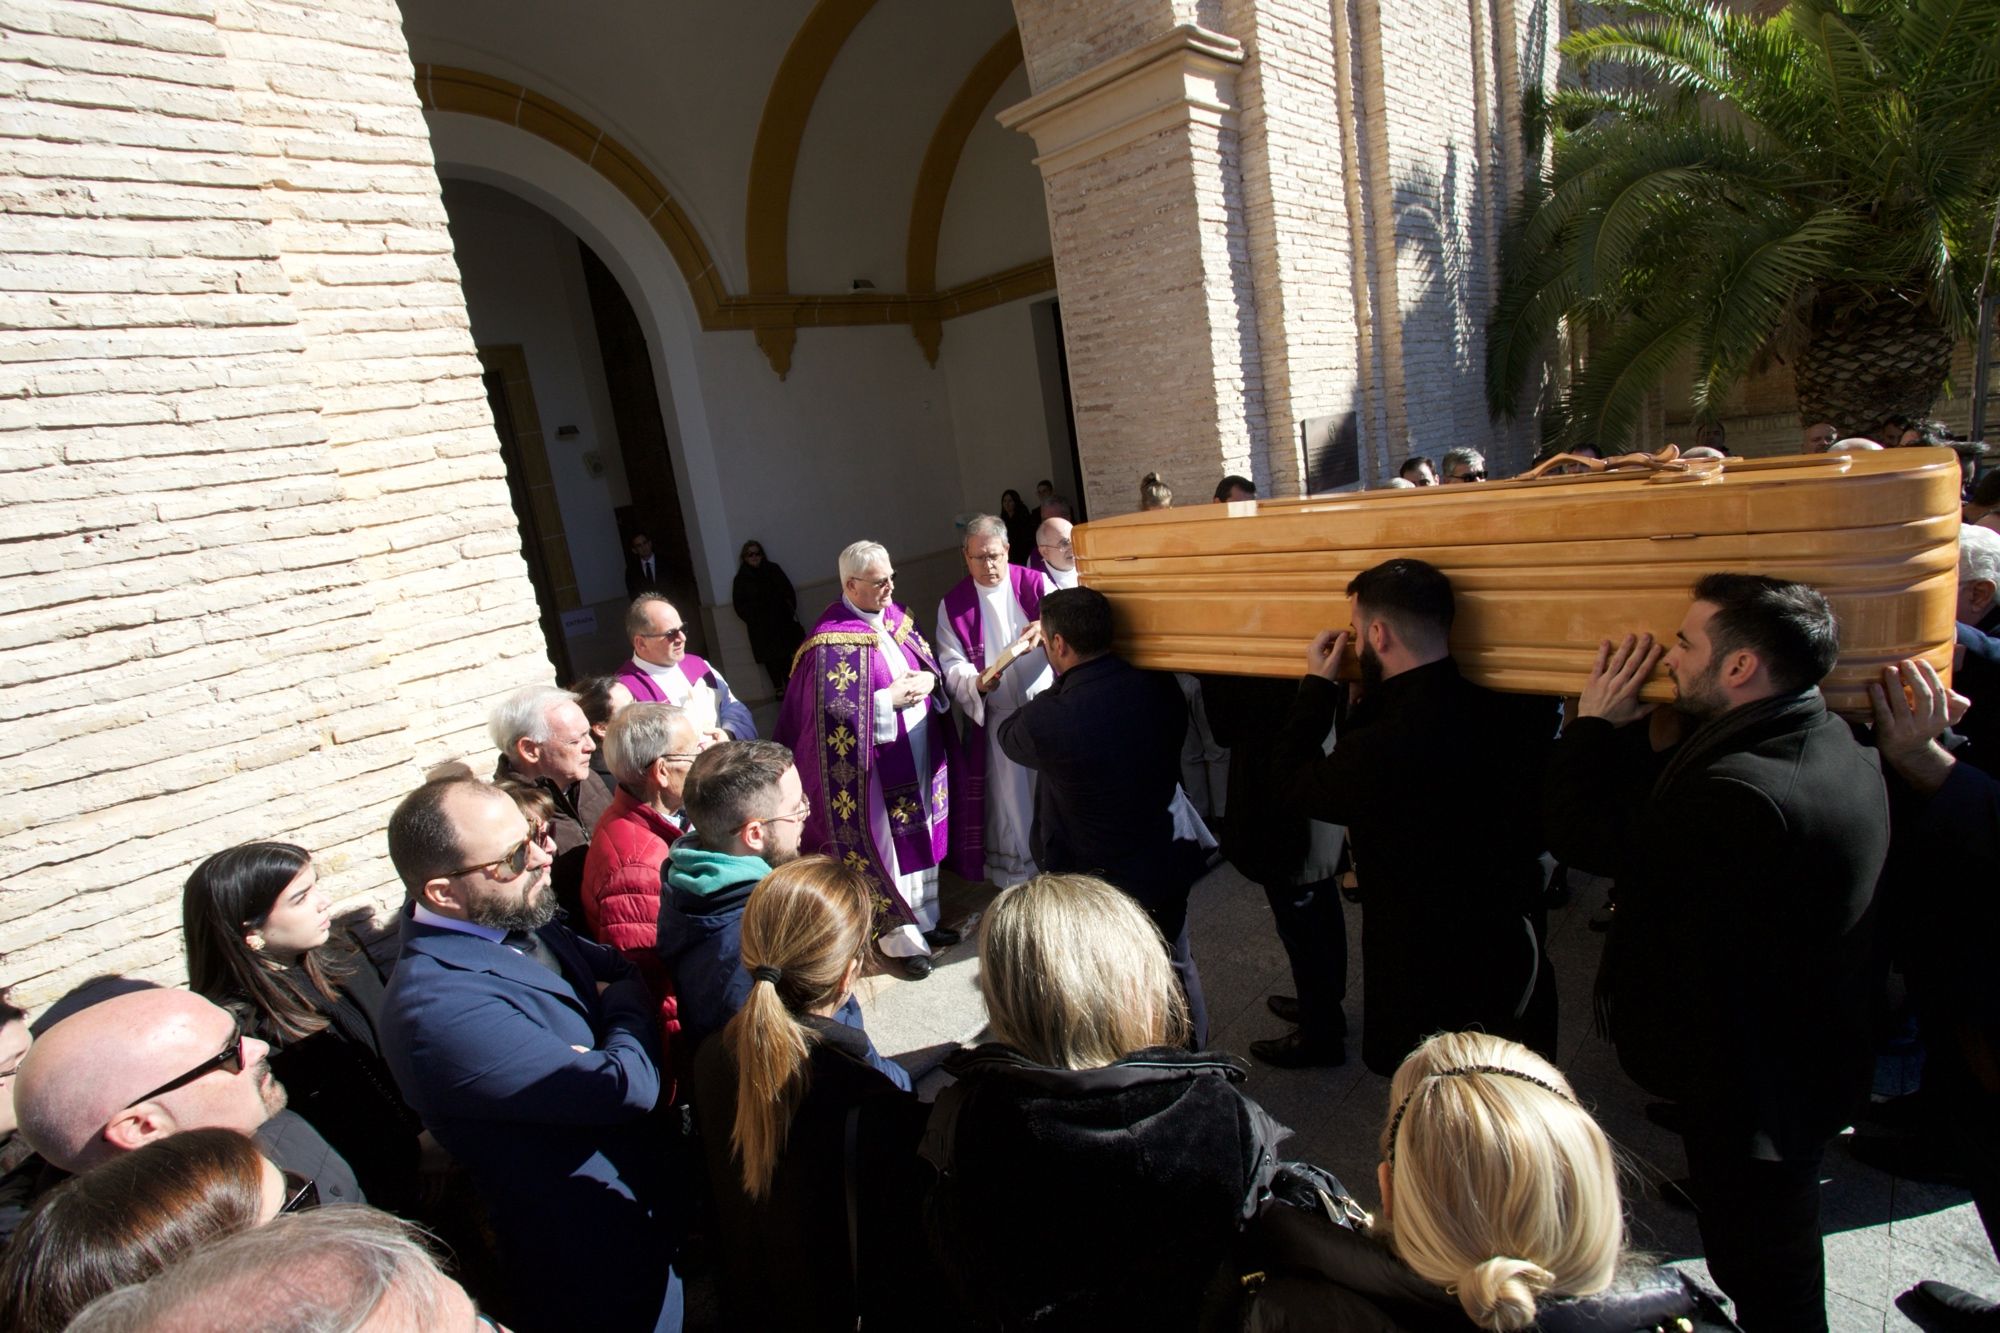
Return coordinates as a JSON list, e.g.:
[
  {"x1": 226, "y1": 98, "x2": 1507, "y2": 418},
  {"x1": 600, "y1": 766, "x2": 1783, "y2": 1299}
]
[{"x1": 1487, "y1": 0, "x2": 2000, "y2": 448}]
